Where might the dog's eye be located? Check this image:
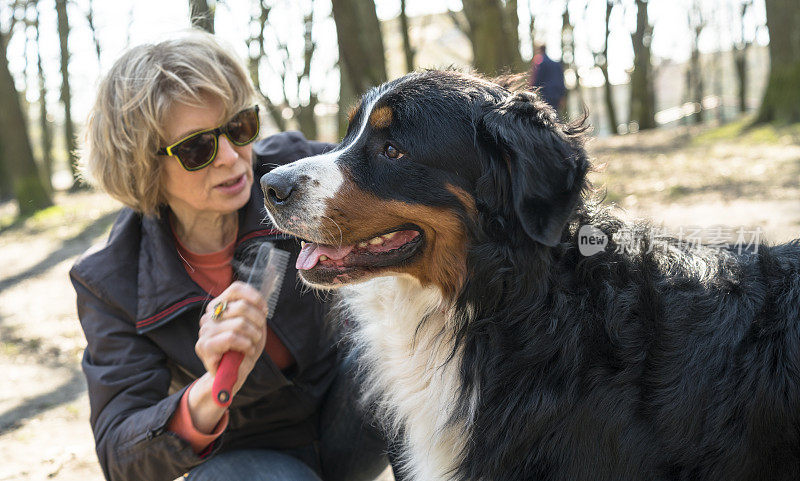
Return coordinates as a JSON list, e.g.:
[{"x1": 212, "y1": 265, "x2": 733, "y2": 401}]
[{"x1": 383, "y1": 143, "x2": 404, "y2": 160}]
